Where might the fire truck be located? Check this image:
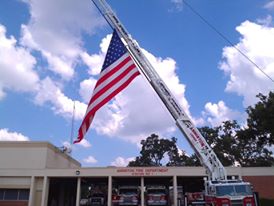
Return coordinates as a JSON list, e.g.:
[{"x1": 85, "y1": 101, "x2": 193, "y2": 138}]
[{"x1": 91, "y1": 1, "x2": 256, "y2": 205}]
